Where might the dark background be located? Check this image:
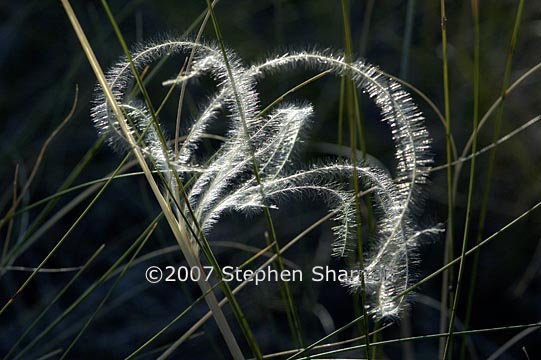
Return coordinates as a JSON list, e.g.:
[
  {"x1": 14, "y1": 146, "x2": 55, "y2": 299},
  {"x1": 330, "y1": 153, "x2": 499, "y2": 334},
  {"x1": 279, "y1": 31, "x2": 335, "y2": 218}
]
[{"x1": 1, "y1": 1, "x2": 540, "y2": 359}]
